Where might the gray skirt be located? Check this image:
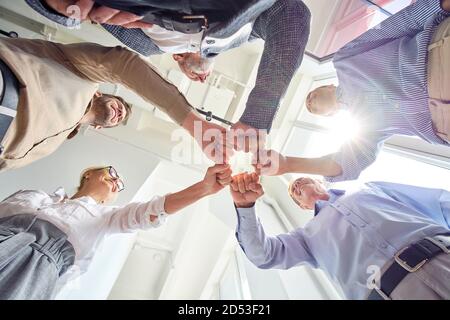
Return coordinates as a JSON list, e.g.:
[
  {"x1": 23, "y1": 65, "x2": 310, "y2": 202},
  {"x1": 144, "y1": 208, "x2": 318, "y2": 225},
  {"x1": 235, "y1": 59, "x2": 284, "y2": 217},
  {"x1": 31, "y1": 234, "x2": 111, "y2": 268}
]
[{"x1": 0, "y1": 214, "x2": 75, "y2": 300}]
